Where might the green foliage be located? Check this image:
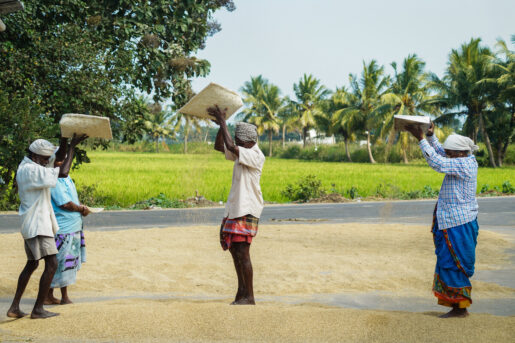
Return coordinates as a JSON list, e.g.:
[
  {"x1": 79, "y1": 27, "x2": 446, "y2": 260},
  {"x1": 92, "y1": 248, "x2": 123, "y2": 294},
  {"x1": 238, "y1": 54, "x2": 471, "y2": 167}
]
[
  {"x1": 259, "y1": 143, "x2": 423, "y2": 164},
  {"x1": 502, "y1": 181, "x2": 515, "y2": 194},
  {"x1": 0, "y1": 89, "x2": 56, "y2": 204},
  {"x1": 293, "y1": 74, "x2": 330, "y2": 147},
  {"x1": 0, "y1": 1, "x2": 234, "y2": 207},
  {"x1": 347, "y1": 186, "x2": 360, "y2": 199},
  {"x1": 281, "y1": 175, "x2": 326, "y2": 202},
  {"x1": 61, "y1": 151, "x2": 515, "y2": 208},
  {"x1": 77, "y1": 184, "x2": 110, "y2": 207},
  {"x1": 132, "y1": 193, "x2": 189, "y2": 209},
  {"x1": 374, "y1": 183, "x2": 439, "y2": 199}
]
